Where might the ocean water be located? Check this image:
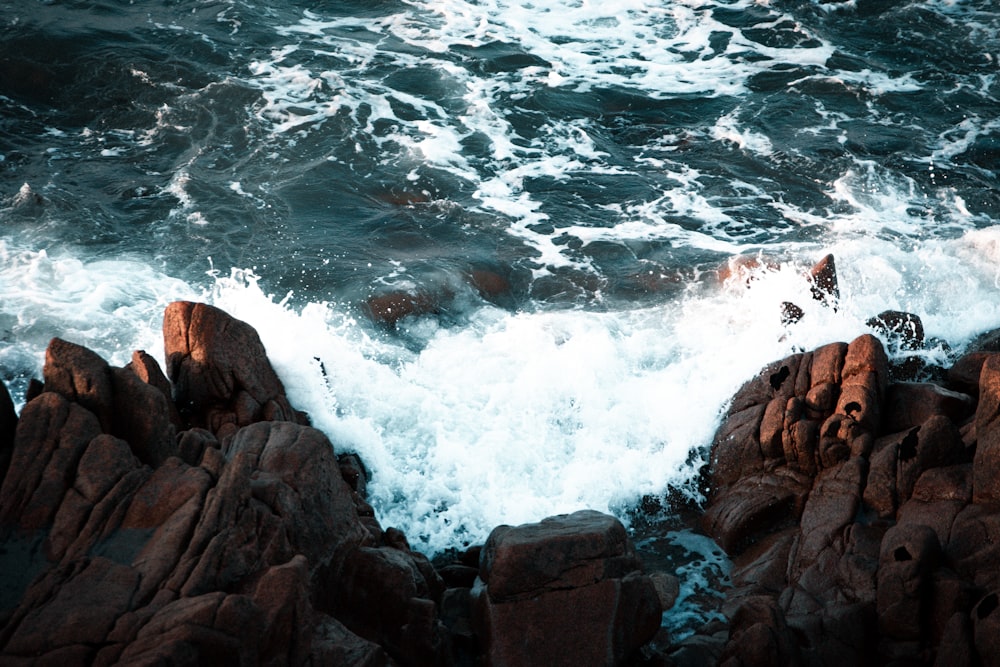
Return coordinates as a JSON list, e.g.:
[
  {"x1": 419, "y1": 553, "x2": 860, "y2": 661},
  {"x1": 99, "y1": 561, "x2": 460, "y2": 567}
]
[{"x1": 2, "y1": 0, "x2": 999, "y2": 627}]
